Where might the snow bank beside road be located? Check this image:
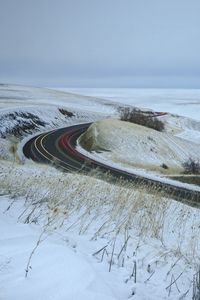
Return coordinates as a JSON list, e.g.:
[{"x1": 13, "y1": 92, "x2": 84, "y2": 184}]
[{"x1": 79, "y1": 118, "x2": 200, "y2": 175}]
